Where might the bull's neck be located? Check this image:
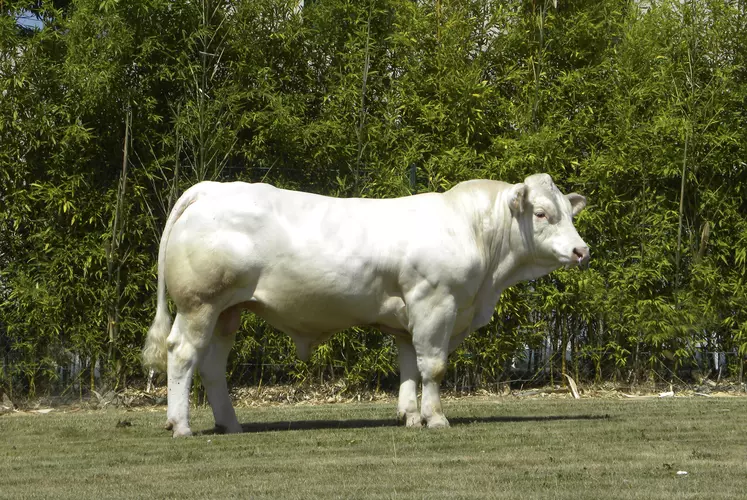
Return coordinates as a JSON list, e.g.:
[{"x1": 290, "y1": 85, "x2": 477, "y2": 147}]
[{"x1": 482, "y1": 196, "x2": 555, "y2": 293}]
